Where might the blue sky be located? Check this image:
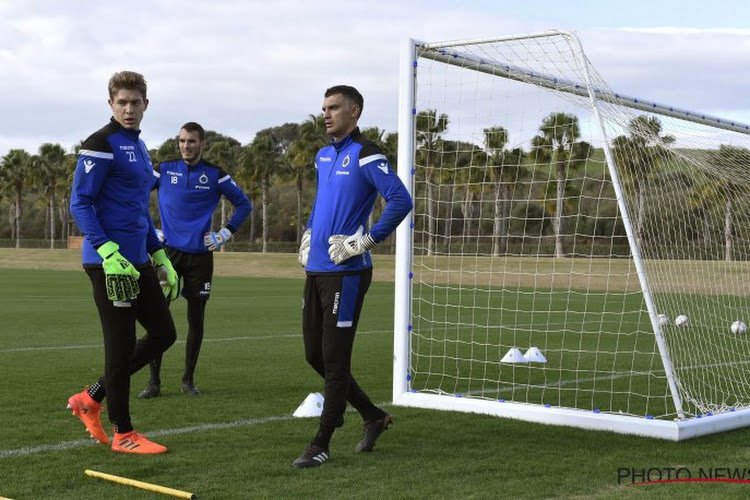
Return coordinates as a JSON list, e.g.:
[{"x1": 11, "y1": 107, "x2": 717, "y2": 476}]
[
  {"x1": 0, "y1": 0, "x2": 748, "y2": 156},
  {"x1": 482, "y1": 0, "x2": 750, "y2": 28}
]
